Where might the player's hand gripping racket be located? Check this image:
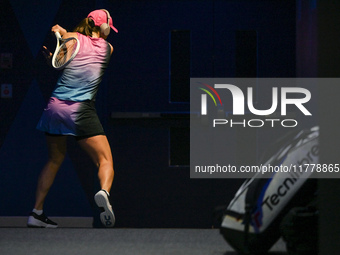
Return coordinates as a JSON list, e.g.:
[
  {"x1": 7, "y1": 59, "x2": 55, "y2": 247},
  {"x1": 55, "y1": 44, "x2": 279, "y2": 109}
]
[{"x1": 52, "y1": 32, "x2": 80, "y2": 70}]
